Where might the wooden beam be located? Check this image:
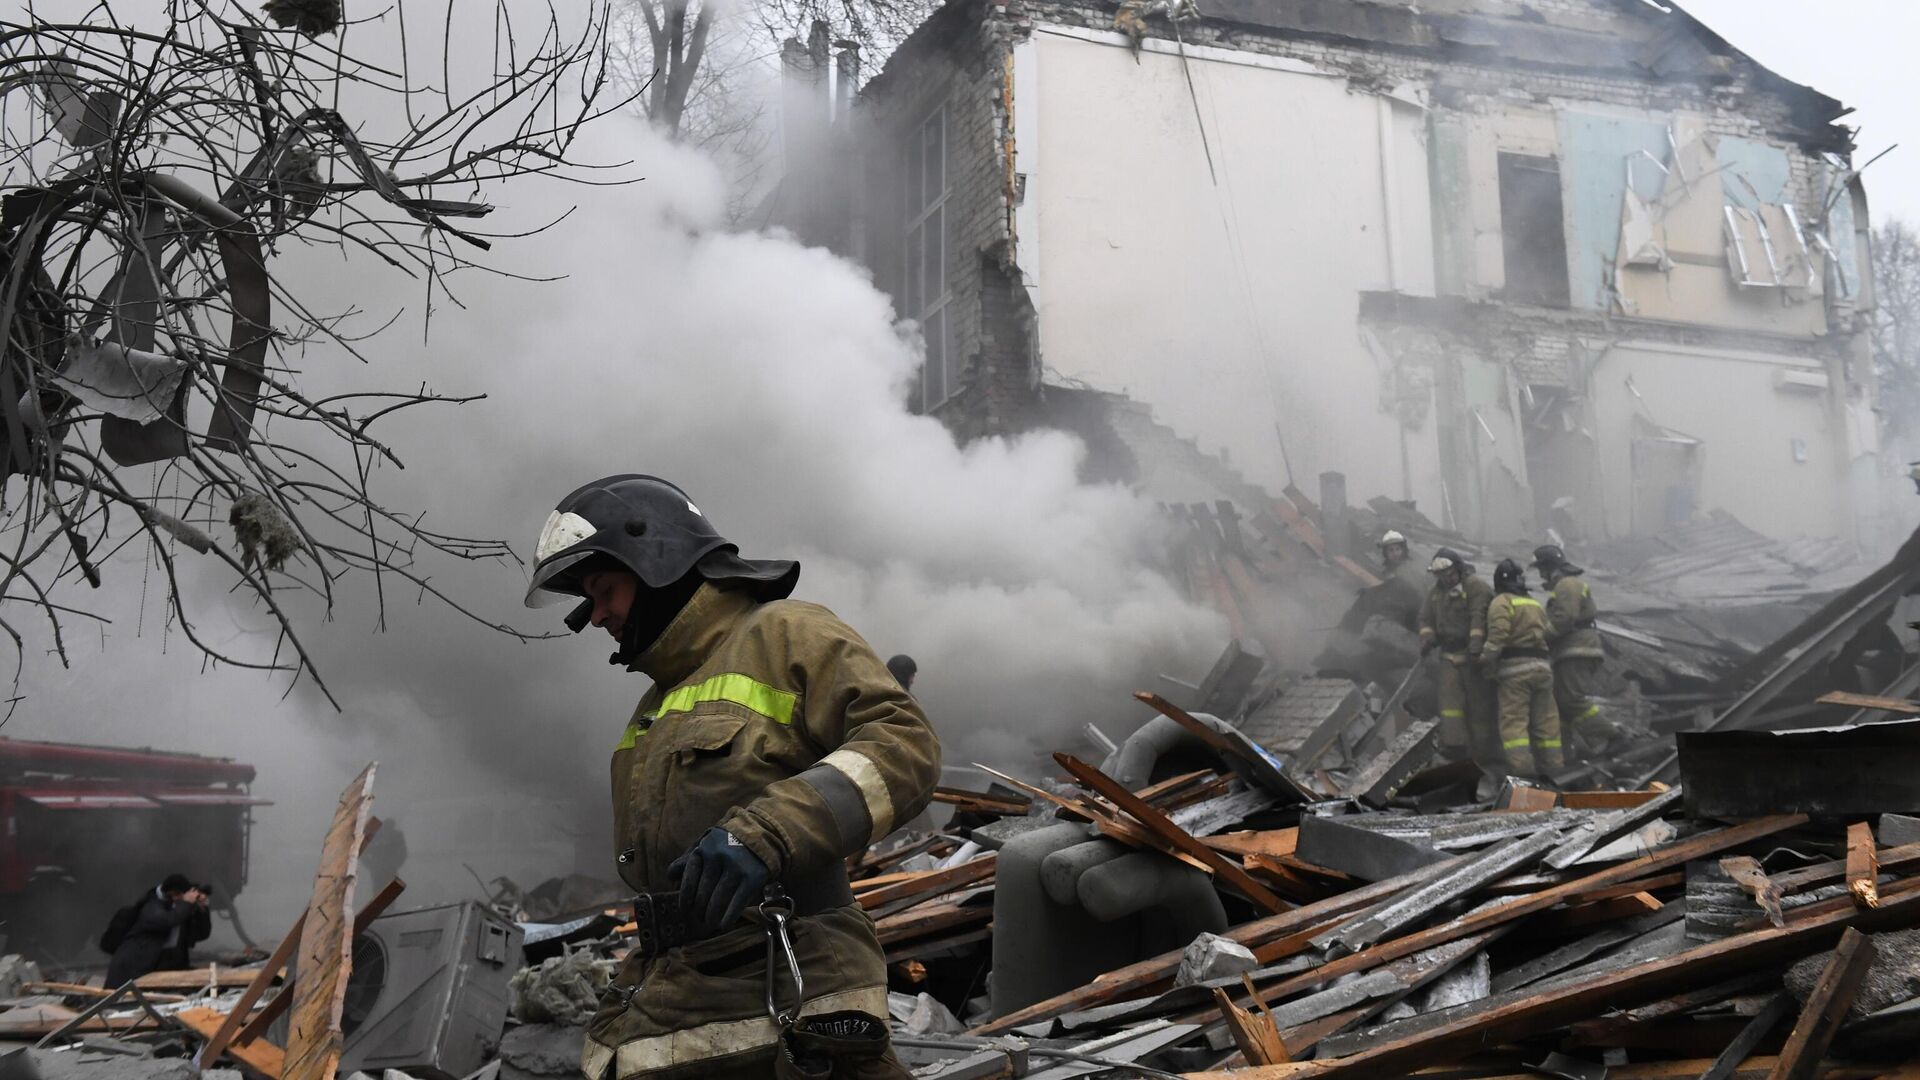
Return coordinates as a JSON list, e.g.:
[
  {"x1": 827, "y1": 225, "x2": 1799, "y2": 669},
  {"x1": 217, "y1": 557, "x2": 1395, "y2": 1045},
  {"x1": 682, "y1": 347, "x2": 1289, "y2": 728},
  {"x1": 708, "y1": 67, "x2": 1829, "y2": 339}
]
[
  {"x1": 1275, "y1": 878, "x2": 1920, "y2": 1080},
  {"x1": 133, "y1": 967, "x2": 275, "y2": 991},
  {"x1": 1559, "y1": 789, "x2": 1670, "y2": 810},
  {"x1": 1767, "y1": 927, "x2": 1877, "y2": 1080},
  {"x1": 279, "y1": 763, "x2": 377, "y2": 1080},
  {"x1": 1214, "y1": 975, "x2": 1287, "y2": 1066},
  {"x1": 1204, "y1": 829, "x2": 1299, "y2": 860},
  {"x1": 1701, "y1": 992, "x2": 1796, "y2": 1080},
  {"x1": 28, "y1": 981, "x2": 186, "y2": 1003},
  {"x1": 176, "y1": 1006, "x2": 286, "y2": 1079},
  {"x1": 233, "y1": 877, "x2": 406, "y2": 1050},
  {"x1": 1054, "y1": 752, "x2": 1290, "y2": 914},
  {"x1": 1815, "y1": 690, "x2": 1920, "y2": 714},
  {"x1": 186, "y1": 820, "x2": 384, "y2": 1073},
  {"x1": 1770, "y1": 838, "x2": 1920, "y2": 895},
  {"x1": 1846, "y1": 821, "x2": 1880, "y2": 909},
  {"x1": 860, "y1": 856, "x2": 995, "y2": 914}
]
